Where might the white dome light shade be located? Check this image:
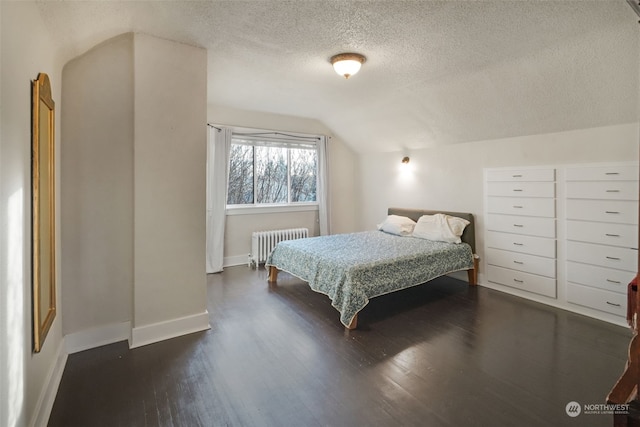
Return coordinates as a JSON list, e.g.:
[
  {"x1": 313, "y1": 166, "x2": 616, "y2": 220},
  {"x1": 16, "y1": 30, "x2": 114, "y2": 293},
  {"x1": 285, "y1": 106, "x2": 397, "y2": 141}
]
[
  {"x1": 333, "y1": 60, "x2": 362, "y2": 78},
  {"x1": 330, "y1": 53, "x2": 366, "y2": 79}
]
